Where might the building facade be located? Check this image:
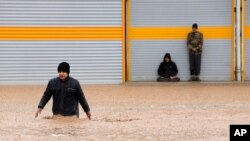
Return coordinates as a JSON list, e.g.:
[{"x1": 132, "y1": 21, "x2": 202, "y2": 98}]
[{"x1": 0, "y1": 0, "x2": 248, "y2": 84}]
